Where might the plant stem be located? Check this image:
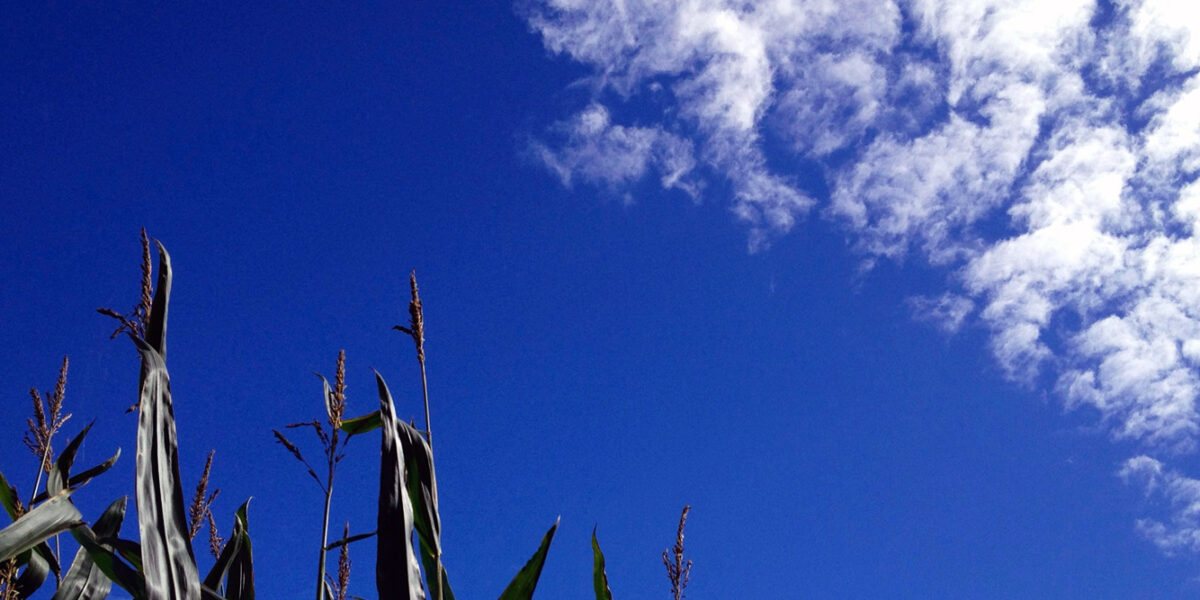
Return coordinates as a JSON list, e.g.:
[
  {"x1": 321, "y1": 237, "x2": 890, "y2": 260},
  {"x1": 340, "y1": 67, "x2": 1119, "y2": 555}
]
[
  {"x1": 419, "y1": 360, "x2": 432, "y2": 452},
  {"x1": 416, "y1": 357, "x2": 443, "y2": 600},
  {"x1": 316, "y1": 487, "x2": 332, "y2": 600},
  {"x1": 316, "y1": 434, "x2": 337, "y2": 600}
]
